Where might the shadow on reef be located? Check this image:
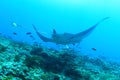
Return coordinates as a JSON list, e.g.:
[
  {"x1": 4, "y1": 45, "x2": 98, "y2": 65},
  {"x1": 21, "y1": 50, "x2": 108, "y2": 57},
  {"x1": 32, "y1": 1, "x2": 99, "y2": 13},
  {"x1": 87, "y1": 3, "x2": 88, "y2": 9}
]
[{"x1": 24, "y1": 46, "x2": 91, "y2": 80}]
